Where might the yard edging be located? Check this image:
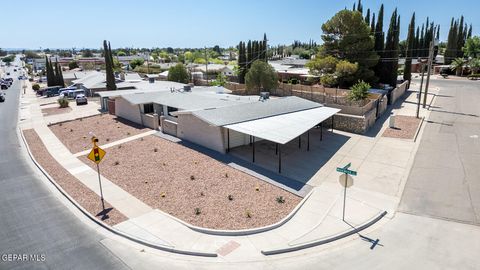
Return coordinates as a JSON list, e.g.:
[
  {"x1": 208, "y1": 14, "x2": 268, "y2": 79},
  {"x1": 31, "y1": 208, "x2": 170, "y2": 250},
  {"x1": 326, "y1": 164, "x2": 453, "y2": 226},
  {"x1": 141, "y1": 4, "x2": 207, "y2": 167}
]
[
  {"x1": 18, "y1": 127, "x2": 217, "y2": 258},
  {"x1": 261, "y1": 210, "x2": 388, "y2": 255},
  {"x1": 153, "y1": 189, "x2": 314, "y2": 236}
]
